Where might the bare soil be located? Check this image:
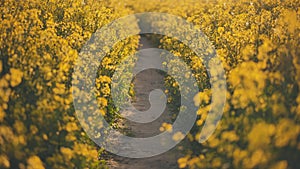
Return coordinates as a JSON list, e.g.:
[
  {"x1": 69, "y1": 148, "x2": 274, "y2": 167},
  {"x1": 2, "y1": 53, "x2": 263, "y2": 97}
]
[{"x1": 106, "y1": 36, "x2": 186, "y2": 169}]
